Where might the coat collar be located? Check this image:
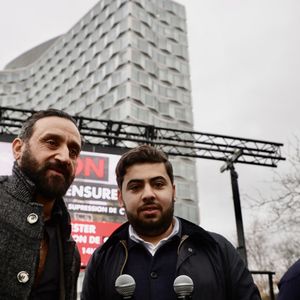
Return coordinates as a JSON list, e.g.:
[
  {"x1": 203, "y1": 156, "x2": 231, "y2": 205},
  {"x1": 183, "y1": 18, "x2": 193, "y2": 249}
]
[
  {"x1": 5, "y1": 161, "x2": 37, "y2": 203},
  {"x1": 102, "y1": 216, "x2": 217, "y2": 251},
  {"x1": 4, "y1": 162, "x2": 72, "y2": 238}
]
